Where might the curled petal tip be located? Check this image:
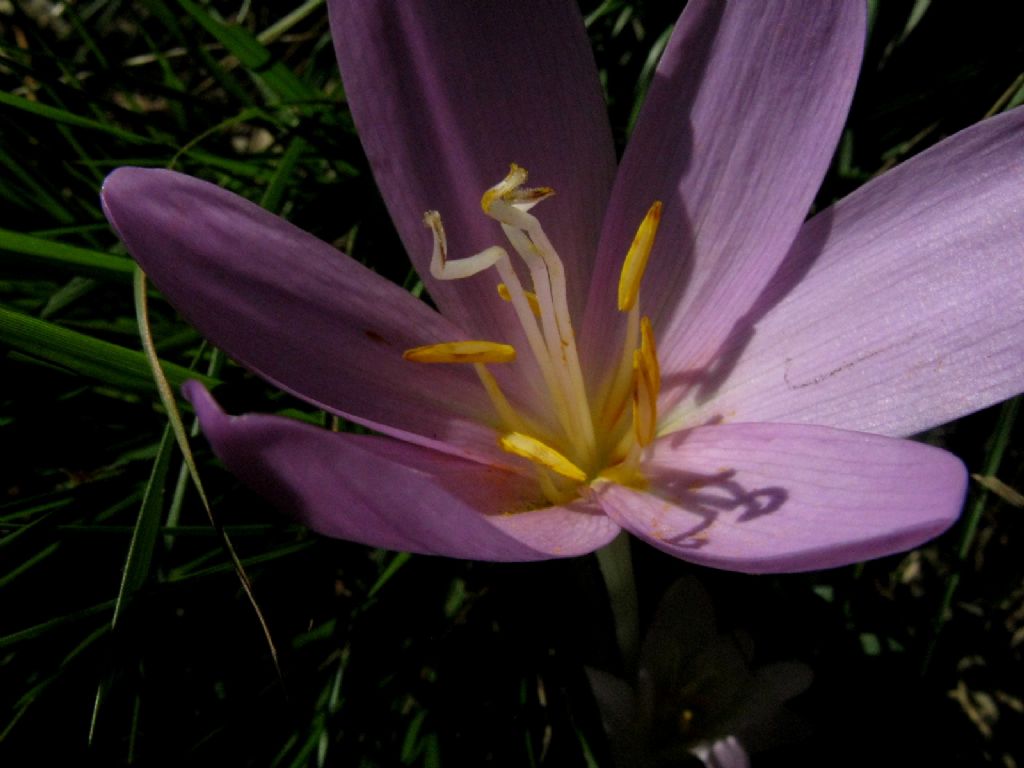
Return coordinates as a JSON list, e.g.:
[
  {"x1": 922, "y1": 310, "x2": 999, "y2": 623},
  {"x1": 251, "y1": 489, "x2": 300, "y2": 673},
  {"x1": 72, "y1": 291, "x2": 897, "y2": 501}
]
[
  {"x1": 180, "y1": 378, "x2": 205, "y2": 404},
  {"x1": 181, "y1": 380, "x2": 226, "y2": 430}
]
